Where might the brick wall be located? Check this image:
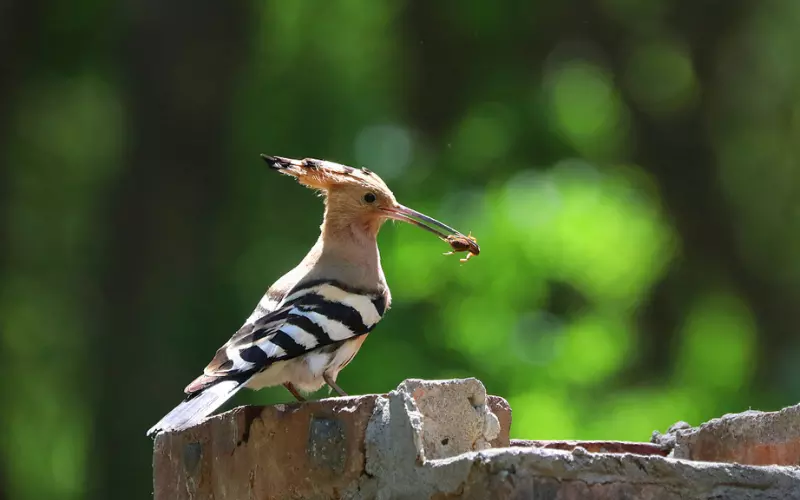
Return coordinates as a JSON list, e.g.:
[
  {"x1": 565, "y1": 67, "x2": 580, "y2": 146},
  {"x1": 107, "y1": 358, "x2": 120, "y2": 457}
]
[{"x1": 152, "y1": 379, "x2": 800, "y2": 499}]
